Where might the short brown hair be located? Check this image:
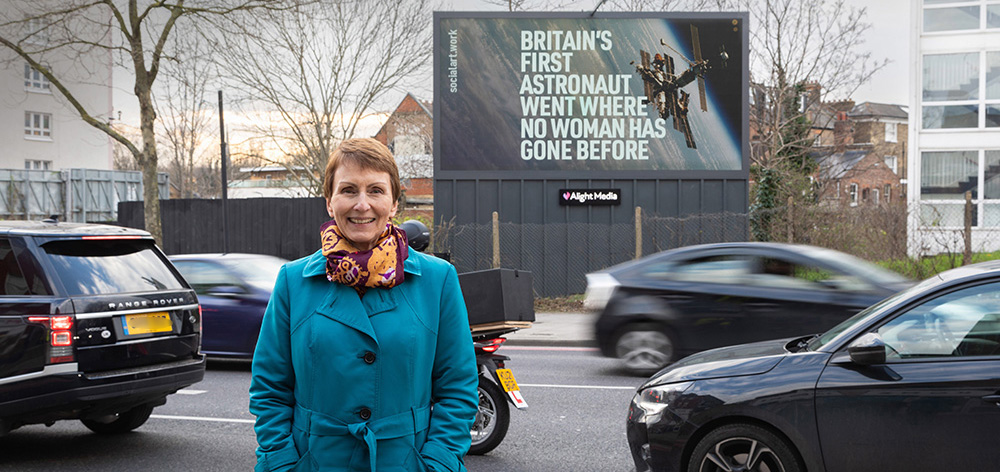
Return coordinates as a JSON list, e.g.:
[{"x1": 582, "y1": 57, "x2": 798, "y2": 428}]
[{"x1": 323, "y1": 138, "x2": 401, "y2": 202}]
